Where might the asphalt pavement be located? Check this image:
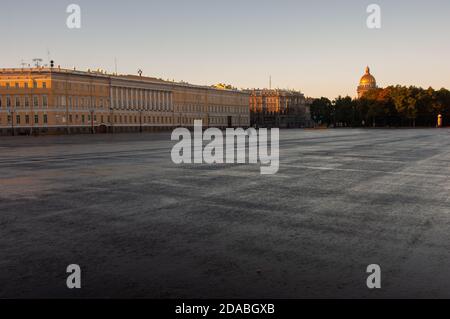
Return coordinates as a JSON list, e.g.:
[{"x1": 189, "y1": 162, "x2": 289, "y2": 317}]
[{"x1": 1, "y1": 129, "x2": 450, "y2": 298}]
